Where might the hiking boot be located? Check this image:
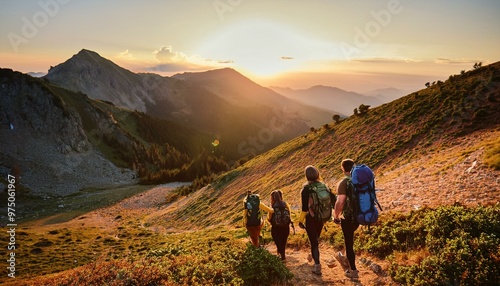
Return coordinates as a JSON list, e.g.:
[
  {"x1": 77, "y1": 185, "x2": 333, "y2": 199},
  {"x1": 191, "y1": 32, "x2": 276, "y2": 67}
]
[
  {"x1": 345, "y1": 269, "x2": 359, "y2": 279},
  {"x1": 307, "y1": 253, "x2": 313, "y2": 262},
  {"x1": 312, "y1": 264, "x2": 322, "y2": 275}
]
